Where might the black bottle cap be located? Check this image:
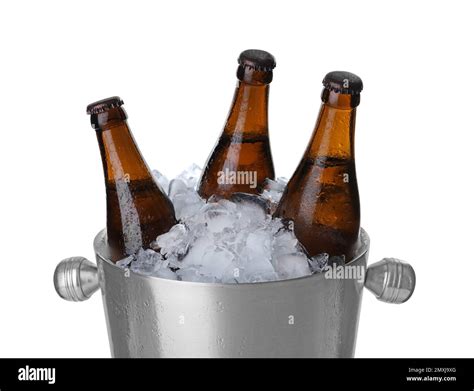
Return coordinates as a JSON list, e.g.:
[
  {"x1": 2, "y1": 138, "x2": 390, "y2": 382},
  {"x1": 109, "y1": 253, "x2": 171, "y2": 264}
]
[
  {"x1": 322, "y1": 71, "x2": 363, "y2": 95},
  {"x1": 238, "y1": 49, "x2": 276, "y2": 71},
  {"x1": 87, "y1": 96, "x2": 124, "y2": 115}
]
